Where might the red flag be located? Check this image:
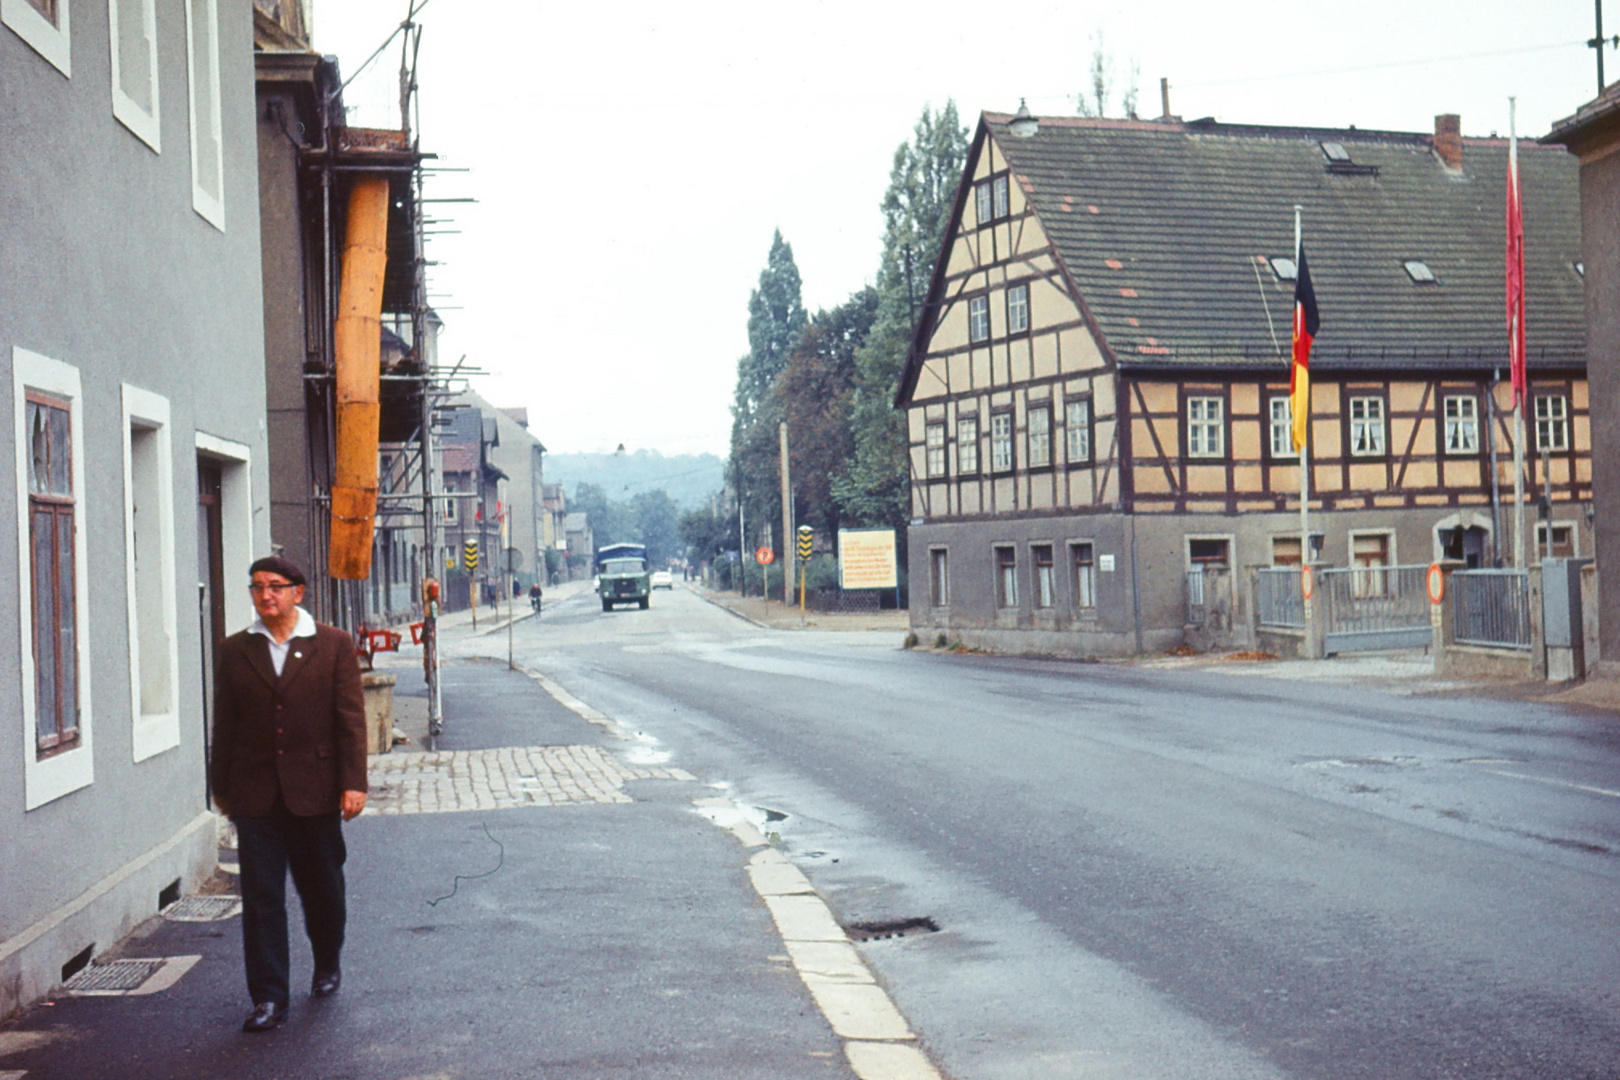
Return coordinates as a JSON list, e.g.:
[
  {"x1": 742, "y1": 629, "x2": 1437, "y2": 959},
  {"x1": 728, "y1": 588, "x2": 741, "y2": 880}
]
[
  {"x1": 1506, "y1": 140, "x2": 1526, "y2": 405},
  {"x1": 1289, "y1": 247, "x2": 1320, "y2": 452}
]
